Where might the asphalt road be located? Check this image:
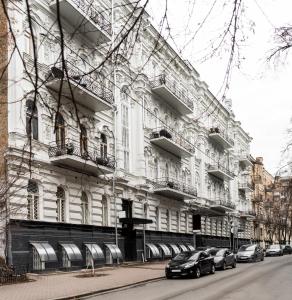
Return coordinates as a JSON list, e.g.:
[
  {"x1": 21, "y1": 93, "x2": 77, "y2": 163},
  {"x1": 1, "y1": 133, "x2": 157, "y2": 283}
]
[{"x1": 87, "y1": 255, "x2": 292, "y2": 300}]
